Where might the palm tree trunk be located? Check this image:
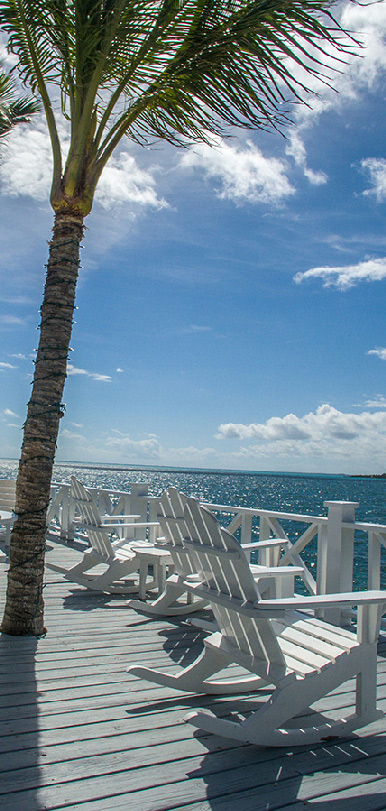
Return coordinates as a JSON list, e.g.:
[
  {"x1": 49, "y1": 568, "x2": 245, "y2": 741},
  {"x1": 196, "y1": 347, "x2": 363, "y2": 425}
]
[{"x1": 1, "y1": 211, "x2": 84, "y2": 636}]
